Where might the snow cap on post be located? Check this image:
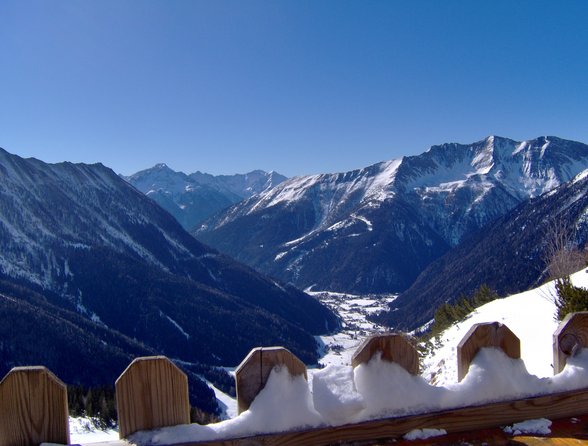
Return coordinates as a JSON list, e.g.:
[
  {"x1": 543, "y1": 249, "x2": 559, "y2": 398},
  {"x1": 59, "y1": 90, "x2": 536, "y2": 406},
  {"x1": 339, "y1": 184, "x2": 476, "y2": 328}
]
[
  {"x1": 235, "y1": 346, "x2": 307, "y2": 414},
  {"x1": 116, "y1": 356, "x2": 190, "y2": 438},
  {"x1": 351, "y1": 333, "x2": 419, "y2": 374},
  {"x1": 553, "y1": 311, "x2": 588, "y2": 374},
  {"x1": 457, "y1": 321, "x2": 520, "y2": 382},
  {"x1": 0, "y1": 366, "x2": 69, "y2": 446}
]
